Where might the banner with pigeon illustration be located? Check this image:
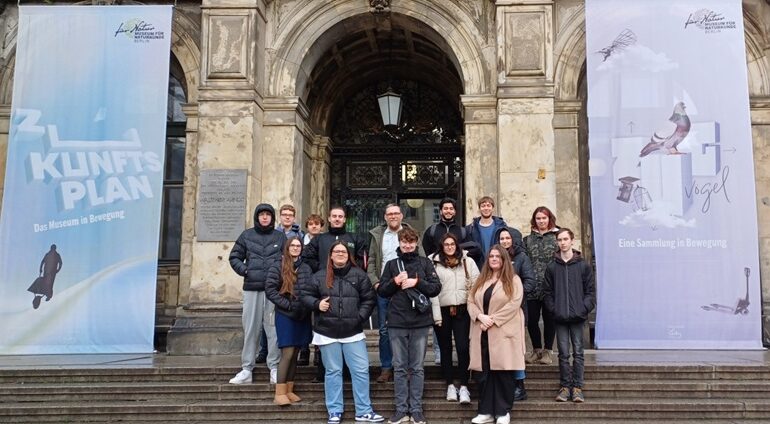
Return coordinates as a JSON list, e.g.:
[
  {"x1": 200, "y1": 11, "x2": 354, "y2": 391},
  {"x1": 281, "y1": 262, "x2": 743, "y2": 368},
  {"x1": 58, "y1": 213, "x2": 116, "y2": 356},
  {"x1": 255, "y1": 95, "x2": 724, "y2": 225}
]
[
  {"x1": 0, "y1": 6, "x2": 172, "y2": 353},
  {"x1": 586, "y1": 0, "x2": 762, "y2": 348}
]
